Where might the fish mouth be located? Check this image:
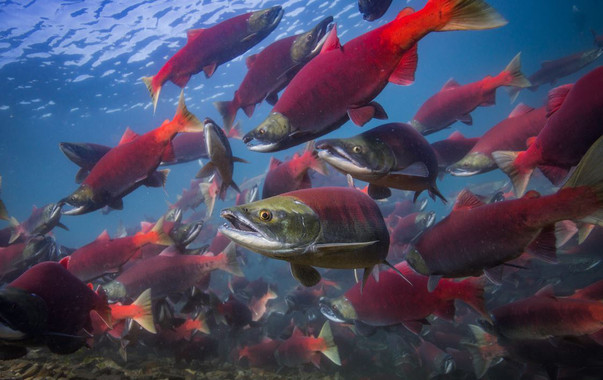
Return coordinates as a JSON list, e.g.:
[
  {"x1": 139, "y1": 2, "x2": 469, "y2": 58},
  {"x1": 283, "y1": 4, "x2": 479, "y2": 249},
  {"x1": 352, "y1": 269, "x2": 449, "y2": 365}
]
[
  {"x1": 269, "y1": 7, "x2": 284, "y2": 29},
  {"x1": 60, "y1": 200, "x2": 90, "y2": 216},
  {"x1": 47, "y1": 203, "x2": 64, "y2": 221},
  {"x1": 243, "y1": 137, "x2": 281, "y2": 153},
  {"x1": 219, "y1": 210, "x2": 284, "y2": 252},
  {"x1": 319, "y1": 298, "x2": 348, "y2": 323},
  {"x1": 308, "y1": 17, "x2": 334, "y2": 55},
  {"x1": 316, "y1": 145, "x2": 373, "y2": 176},
  {"x1": 447, "y1": 166, "x2": 482, "y2": 177}
]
